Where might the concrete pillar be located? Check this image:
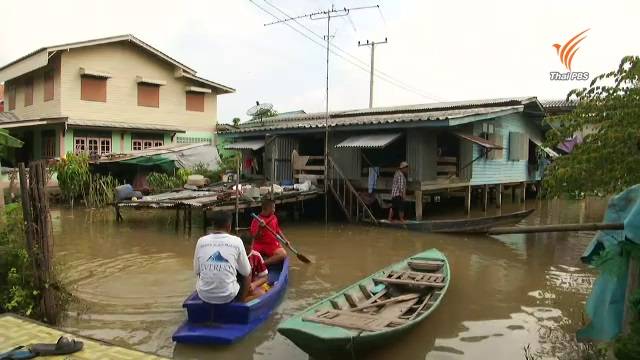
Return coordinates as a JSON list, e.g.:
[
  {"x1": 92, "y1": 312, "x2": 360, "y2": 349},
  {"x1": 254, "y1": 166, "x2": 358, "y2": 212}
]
[
  {"x1": 415, "y1": 190, "x2": 423, "y2": 221},
  {"x1": 496, "y1": 184, "x2": 503, "y2": 208},
  {"x1": 521, "y1": 182, "x2": 527, "y2": 203}
]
